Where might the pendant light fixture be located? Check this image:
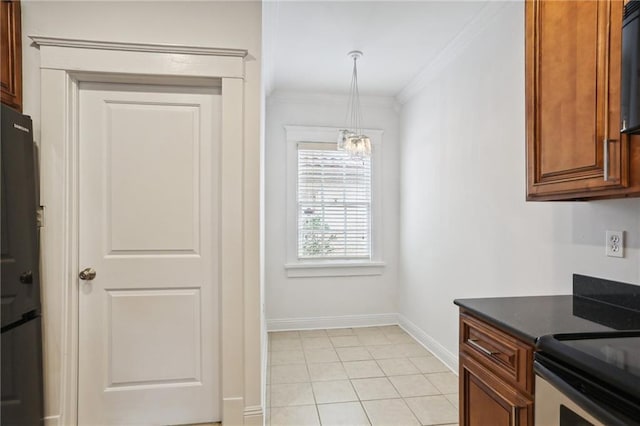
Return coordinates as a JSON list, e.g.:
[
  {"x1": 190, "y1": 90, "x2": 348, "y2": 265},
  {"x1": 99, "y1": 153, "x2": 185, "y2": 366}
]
[{"x1": 338, "y1": 50, "x2": 371, "y2": 158}]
